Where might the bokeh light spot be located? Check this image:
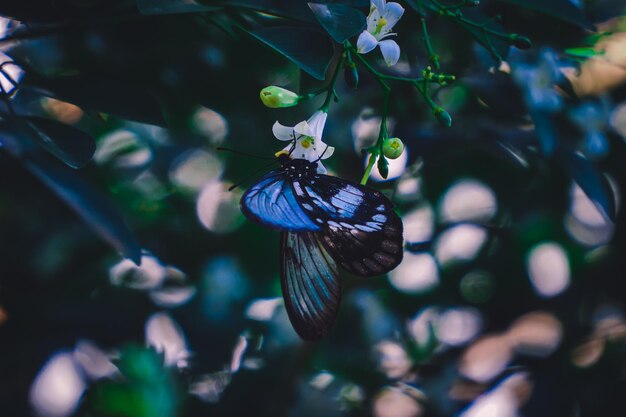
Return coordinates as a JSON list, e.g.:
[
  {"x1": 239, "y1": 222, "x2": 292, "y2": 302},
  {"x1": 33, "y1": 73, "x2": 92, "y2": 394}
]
[
  {"x1": 435, "y1": 224, "x2": 488, "y2": 265},
  {"x1": 373, "y1": 340, "x2": 412, "y2": 379},
  {"x1": 439, "y1": 179, "x2": 497, "y2": 222},
  {"x1": 506, "y1": 311, "x2": 562, "y2": 357},
  {"x1": 389, "y1": 253, "x2": 439, "y2": 293},
  {"x1": 460, "y1": 335, "x2": 513, "y2": 382},
  {"x1": 436, "y1": 308, "x2": 482, "y2": 347},
  {"x1": 169, "y1": 149, "x2": 223, "y2": 192},
  {"x1": 192, "y1": 107, "x2": 229, "y2": 145},
  {"x1": 245, "y1": 297, "x2": 282, "y2": 321},
  {"x1": 402, "y1": 205, "x2": 435, "y2": 243},
  {"x1": 373, "y1": 387, "x2": 424, "y2": 417},
  {"x1": 29, "y1": 352, "x2": 86, "y2": 417},
  {"x1": 145, "y1": 312, "x2": 190, "y2": 369},
  {"x1": 526, "y1": 242, "x2": 570, "y2": 298},
  {"x1": 197, "y1": 180, "x2": 245, "y2": 233}
]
